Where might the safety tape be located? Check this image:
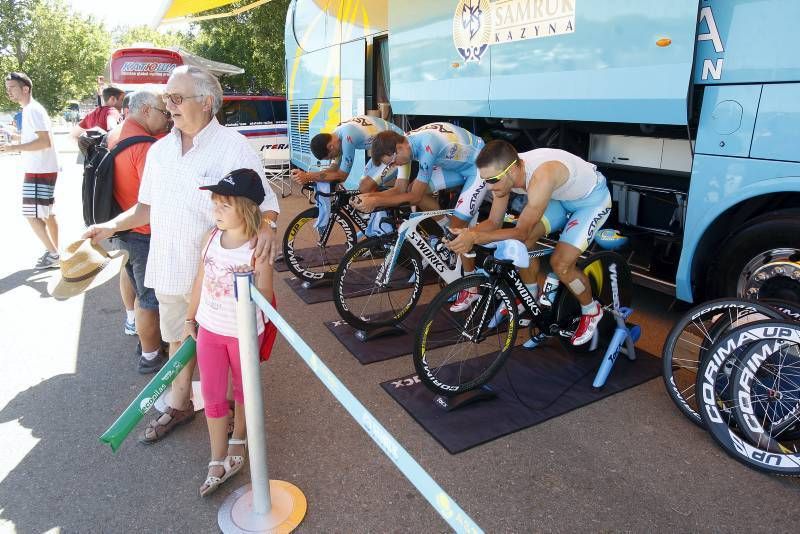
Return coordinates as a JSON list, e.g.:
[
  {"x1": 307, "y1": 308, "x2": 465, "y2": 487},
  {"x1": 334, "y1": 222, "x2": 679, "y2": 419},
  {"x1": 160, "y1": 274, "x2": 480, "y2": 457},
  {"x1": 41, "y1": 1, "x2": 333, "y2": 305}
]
[{"x1": 250, "y1": 285, "x2": 484, "y2": 534}]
